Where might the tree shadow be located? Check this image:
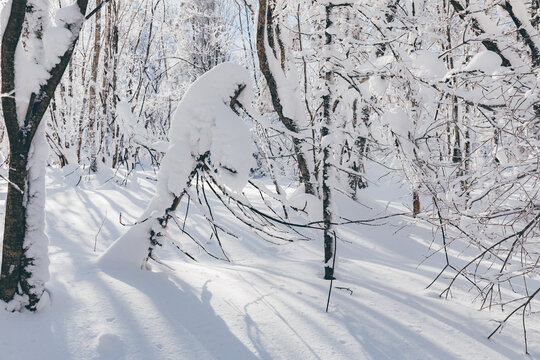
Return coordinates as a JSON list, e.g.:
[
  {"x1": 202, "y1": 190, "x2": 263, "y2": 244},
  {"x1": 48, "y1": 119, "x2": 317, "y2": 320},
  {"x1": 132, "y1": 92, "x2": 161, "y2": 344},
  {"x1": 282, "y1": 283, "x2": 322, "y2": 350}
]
[{"x1": 99, "y1": 264, "x2": 258, "y2": 359}]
